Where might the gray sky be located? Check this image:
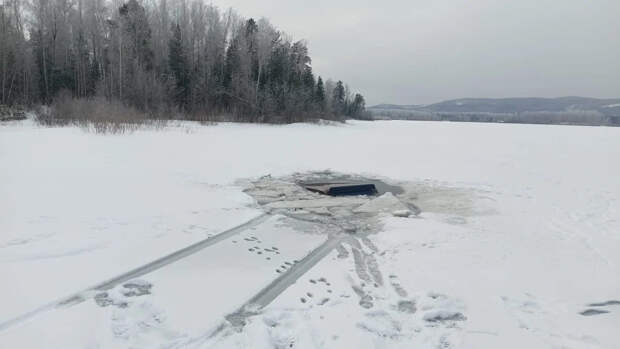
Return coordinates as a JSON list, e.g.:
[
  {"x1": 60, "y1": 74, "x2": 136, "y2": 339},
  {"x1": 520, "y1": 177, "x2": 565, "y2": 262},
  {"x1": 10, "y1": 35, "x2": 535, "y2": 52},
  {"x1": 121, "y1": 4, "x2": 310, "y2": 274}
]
[{"x1": 213, "y1": 0, "x2": 620, "y2": 105}]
